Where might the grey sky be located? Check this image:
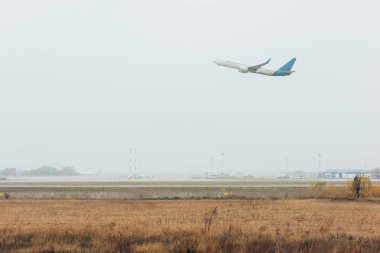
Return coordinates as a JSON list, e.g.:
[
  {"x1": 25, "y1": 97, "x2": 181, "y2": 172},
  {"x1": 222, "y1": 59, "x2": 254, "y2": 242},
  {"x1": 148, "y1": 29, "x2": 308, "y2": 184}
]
[{"x1": 0, "y1": 0, "x2": 379, "y2": 176}]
